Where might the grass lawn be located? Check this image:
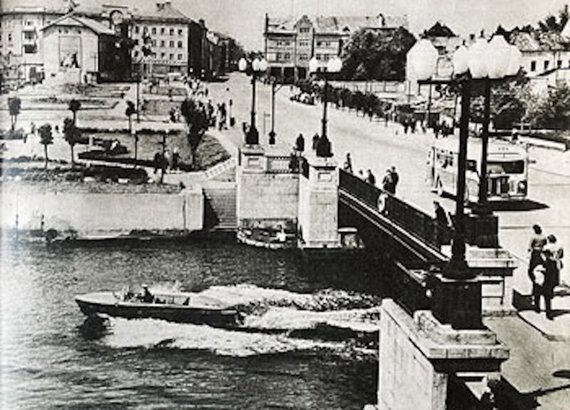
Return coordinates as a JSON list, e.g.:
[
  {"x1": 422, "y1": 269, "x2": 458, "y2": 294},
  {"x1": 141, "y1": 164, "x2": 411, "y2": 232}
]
[
  {"x1": 143, "y1": 100, "x2": 180, "y2": 116},
  {"x1": 79, "y1": 131, "x2": 230, "y2": 171}
]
